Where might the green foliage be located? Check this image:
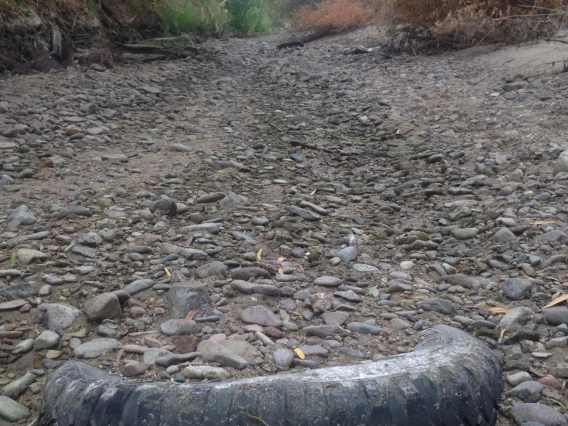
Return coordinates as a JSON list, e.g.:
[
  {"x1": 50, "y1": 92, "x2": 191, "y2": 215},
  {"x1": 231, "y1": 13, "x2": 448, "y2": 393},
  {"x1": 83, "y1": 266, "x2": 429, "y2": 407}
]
[
  {"x1": 152, "y1": 0, "x2": 228, "y2": 34},
  {"x1": 227, "y1": 0, "x2": 272, "y2": 35}
]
